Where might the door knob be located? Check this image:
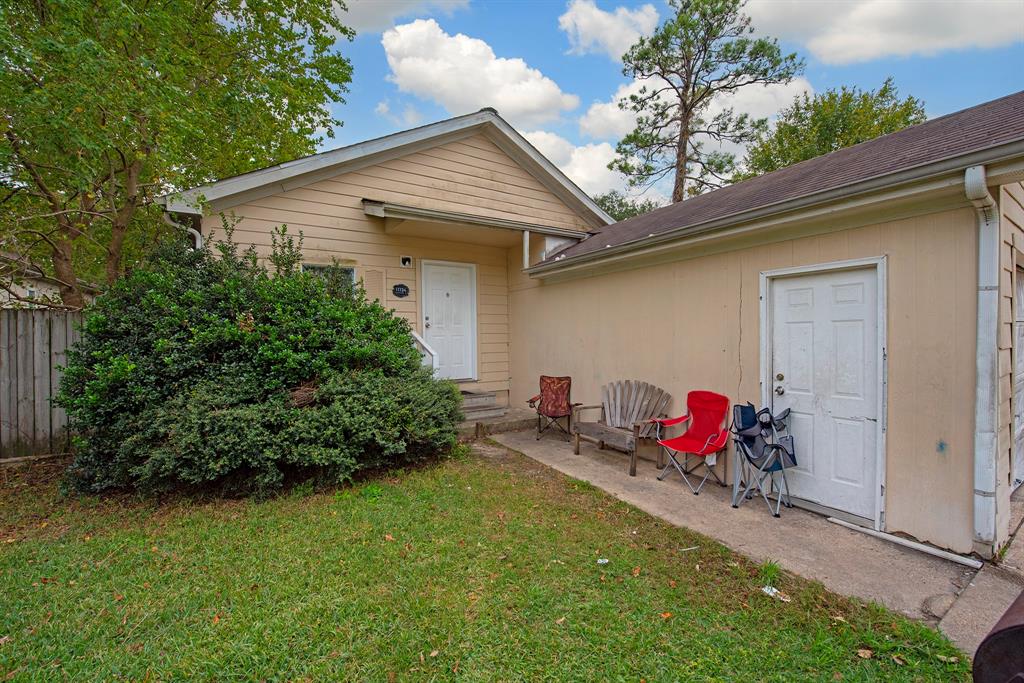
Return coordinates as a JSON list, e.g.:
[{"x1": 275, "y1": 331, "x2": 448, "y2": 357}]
[
  {"x1": 425, "y1": 322, "x2": 431, "y2": 329},
  {"x1": 776, "y1": 373, "x2": 784, "y2": 381},
  {"x1": 775, "y1": 386, "x2": 785, "y2": 395}
]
